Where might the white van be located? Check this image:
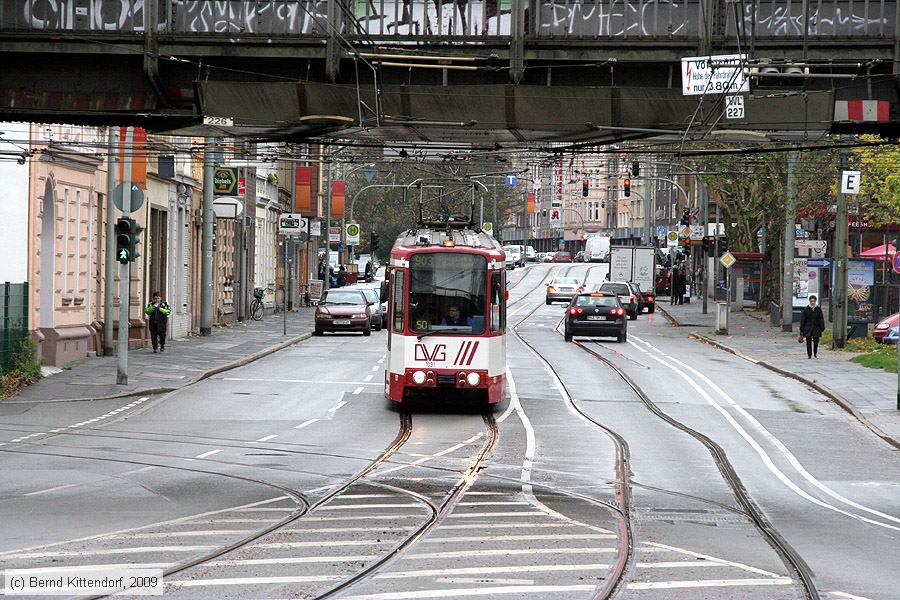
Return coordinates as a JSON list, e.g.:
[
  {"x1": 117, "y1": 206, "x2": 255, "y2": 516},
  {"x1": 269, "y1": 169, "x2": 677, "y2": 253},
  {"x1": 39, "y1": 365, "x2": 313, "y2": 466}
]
[
  {"x1": 502, "y1": 245, "x2": 525, "y2": 268},
  {"x1": 585, "y1": 236, "x2": 611, "y2": 262},
  {"x1": 525, "y1": 246, "x2": 537, "y2": 262}
]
